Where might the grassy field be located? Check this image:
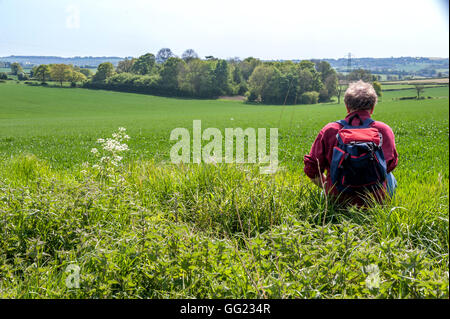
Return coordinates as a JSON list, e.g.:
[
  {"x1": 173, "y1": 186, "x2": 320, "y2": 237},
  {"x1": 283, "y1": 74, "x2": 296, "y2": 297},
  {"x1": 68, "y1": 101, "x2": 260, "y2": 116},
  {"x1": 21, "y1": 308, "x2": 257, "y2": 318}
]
[{"x1": 0, "y1": 81, "x2": 448, "y2": 298}]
